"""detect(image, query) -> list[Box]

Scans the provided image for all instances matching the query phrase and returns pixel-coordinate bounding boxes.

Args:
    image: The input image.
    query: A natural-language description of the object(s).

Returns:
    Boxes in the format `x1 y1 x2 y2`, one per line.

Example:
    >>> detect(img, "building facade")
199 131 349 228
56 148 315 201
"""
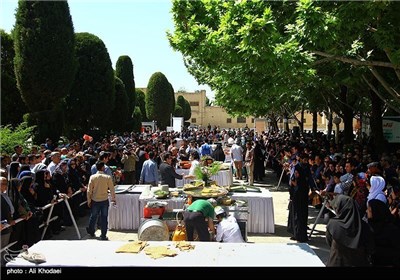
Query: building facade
140 88 347 133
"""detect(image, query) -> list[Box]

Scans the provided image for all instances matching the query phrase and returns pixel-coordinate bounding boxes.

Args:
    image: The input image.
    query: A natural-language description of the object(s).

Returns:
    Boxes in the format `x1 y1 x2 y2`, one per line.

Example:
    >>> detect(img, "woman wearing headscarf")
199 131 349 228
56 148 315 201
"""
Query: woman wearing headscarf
211 143 225 162
326 195 372 266
287 158 309 243
34 169 62 236
52 160 73 226
8 177 36 251
7 161 20 181
367 199 400 267
19 175 41 245
367 175 387 205
67 158 86 218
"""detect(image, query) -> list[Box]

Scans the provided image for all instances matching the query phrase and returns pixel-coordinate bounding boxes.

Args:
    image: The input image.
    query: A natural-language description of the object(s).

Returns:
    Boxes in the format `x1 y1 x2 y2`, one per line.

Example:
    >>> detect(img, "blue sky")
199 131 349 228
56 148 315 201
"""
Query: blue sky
0 0 214 100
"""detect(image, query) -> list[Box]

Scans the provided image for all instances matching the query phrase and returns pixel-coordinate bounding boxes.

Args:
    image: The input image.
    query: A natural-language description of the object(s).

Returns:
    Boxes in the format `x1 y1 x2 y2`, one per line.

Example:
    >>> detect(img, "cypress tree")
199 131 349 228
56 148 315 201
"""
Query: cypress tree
184 99 192 121
174 105 183 117
132 106 142 133
110 77 129 133
13 1 76 143
1 29 26 127
116 56 136 117
65 32 115 134
145 72 172 130
135 89 147 121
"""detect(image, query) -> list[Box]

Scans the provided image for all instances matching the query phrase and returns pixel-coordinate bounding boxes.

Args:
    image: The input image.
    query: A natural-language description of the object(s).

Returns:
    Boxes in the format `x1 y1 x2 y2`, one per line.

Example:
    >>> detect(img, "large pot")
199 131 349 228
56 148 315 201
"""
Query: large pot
138 219 169 241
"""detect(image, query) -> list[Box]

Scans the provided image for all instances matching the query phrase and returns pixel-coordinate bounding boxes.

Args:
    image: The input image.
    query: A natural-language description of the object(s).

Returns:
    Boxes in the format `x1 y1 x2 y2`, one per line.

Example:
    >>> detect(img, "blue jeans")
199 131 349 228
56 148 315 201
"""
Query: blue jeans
88 200 109 238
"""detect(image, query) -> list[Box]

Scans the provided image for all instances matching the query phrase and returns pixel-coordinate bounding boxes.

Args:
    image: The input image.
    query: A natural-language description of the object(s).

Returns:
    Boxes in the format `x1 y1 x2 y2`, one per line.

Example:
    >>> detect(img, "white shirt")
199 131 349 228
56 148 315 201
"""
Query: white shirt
230 144 243 162
215 215 245 243
188 160 200 176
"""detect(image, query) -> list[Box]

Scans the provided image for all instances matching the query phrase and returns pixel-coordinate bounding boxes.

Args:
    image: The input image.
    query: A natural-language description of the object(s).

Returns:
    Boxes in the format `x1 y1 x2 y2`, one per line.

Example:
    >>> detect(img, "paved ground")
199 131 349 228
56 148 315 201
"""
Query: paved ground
49 168 330 266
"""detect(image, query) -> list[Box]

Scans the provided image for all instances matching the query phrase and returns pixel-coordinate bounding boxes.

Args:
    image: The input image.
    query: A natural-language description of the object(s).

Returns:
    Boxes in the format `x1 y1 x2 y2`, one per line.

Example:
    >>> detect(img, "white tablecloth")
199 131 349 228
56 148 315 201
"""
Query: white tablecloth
108 188 274 233
108 193 140 230
175 169 233 187
231 188 275 234
6 240 324 267
165 189 275 234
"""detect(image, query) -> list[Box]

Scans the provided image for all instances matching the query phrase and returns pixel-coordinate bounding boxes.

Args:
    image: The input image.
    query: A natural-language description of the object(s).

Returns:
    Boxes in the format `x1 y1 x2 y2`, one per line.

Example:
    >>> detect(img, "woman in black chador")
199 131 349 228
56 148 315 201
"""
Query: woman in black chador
326 195 371 266
287 156 309 242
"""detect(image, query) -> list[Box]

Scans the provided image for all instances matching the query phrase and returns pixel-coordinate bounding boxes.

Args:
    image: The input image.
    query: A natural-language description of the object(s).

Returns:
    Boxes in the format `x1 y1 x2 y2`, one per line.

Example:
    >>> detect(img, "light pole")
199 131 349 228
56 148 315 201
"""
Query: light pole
333 116 341 144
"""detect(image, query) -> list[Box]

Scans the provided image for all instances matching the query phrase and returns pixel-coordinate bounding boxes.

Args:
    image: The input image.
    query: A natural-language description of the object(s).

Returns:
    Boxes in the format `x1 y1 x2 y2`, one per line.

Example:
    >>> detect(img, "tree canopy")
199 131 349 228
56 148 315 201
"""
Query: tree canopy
168 0 400 117
65 32 115 134
145 72 173 130
1 29 26 127
116 55 136 117
110 76 129 133
13 0 76 142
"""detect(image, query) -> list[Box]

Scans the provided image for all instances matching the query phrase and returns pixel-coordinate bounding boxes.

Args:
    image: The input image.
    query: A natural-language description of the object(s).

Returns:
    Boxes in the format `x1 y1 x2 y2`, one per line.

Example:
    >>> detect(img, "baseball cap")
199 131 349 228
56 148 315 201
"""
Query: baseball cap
214 206 225 216
207 198 217 207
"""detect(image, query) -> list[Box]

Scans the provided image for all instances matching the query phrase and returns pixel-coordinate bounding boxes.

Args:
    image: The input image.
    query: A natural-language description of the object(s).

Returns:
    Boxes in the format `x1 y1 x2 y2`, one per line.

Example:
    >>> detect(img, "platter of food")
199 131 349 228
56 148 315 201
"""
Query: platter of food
183 183 228 198
153 190 169 199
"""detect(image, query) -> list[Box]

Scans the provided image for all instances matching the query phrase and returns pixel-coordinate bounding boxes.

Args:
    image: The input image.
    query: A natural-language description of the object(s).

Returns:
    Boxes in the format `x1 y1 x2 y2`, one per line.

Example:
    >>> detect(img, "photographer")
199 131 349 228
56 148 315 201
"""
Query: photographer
121 147 138 184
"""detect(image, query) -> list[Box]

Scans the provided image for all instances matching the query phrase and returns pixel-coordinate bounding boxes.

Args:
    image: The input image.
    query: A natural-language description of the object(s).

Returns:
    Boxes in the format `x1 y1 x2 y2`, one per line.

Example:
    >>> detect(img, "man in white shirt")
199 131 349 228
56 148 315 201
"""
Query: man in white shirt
230 140 243 180
214 206 245 243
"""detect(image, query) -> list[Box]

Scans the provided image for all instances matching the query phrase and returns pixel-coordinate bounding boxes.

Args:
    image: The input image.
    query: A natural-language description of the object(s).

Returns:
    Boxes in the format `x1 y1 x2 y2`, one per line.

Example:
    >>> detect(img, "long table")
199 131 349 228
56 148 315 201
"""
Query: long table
6 240 324 267
109 188 274 234
175 169 233 187
108 193 141 230
231 189 275 234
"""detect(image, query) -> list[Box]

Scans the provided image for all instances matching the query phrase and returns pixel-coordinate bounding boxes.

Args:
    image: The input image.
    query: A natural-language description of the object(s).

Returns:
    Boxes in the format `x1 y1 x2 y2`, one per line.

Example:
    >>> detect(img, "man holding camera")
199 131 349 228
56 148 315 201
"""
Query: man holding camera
121 147 138 184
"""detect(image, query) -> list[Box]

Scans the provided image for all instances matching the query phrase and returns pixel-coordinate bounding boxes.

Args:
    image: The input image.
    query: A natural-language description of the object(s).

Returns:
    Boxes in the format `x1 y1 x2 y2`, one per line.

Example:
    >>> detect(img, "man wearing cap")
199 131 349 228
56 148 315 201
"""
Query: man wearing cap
214 206 245 243
183 198 217 241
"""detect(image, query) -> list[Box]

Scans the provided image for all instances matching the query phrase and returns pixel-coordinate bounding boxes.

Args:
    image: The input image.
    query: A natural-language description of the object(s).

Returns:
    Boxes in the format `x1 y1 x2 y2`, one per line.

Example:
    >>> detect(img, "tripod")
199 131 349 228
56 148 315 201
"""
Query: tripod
308 195 336 239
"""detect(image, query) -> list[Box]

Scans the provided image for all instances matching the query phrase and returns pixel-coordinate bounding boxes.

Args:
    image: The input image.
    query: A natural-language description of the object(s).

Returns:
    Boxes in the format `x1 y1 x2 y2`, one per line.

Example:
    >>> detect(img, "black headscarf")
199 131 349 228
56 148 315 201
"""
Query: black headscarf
367 199 393 233
326 195 364 249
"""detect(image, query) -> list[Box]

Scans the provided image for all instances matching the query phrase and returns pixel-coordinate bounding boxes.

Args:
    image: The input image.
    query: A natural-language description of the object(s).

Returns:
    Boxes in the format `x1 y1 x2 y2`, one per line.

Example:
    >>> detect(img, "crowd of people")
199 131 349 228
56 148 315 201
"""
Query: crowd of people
1 126 400 266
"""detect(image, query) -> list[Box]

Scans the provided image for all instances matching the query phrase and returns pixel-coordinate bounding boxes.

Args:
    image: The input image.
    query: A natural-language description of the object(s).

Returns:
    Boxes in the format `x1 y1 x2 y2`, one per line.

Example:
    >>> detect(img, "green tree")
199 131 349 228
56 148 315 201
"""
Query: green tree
136 89 147 121
0 122 35 155
169 82 176 113
116 55 136 118
145 72 173 130
110 77 129 133
184 99 192 121
1 29 26 127
174 104 183 117
132 106 142 133
176 95 185 112
13 1 76 143
167 0 313 117
65 32 115 134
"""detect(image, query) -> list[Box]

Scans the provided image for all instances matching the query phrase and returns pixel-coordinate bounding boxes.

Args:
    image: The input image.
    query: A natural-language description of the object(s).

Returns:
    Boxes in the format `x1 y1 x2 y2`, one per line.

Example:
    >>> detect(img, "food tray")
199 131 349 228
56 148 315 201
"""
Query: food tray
114 185 134 194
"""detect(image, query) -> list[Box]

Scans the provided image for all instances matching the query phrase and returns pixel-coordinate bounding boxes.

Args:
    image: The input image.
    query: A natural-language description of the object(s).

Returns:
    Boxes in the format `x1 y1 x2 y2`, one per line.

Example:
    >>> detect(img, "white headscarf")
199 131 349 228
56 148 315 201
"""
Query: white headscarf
367 175 387 204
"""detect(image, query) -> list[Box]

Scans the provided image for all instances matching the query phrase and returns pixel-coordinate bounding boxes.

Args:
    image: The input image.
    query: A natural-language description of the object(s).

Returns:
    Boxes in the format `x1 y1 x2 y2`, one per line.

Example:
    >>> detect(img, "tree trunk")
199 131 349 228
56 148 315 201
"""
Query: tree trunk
312 110 318 139
327 110 333 141
369 88 385 156
339 85 354 144
284 114 289 133
299 107 304 133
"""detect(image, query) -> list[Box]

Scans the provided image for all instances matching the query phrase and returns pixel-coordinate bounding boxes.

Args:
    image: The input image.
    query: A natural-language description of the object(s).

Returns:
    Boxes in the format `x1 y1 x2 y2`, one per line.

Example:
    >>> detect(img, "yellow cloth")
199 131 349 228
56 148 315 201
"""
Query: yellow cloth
115 241 148 253
144 246 178 259
174 241 195 251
